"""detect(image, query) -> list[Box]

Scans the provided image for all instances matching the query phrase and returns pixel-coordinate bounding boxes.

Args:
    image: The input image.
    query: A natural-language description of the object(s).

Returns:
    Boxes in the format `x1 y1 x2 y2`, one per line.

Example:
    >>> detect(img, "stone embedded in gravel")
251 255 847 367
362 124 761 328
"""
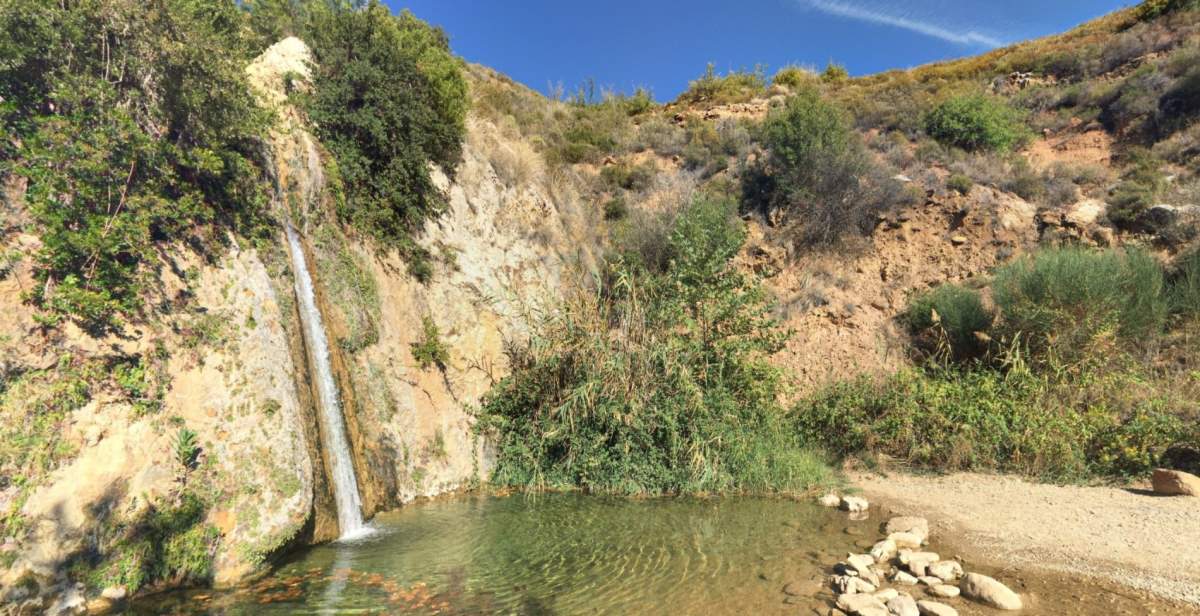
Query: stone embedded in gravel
847 553 877 575
918 577 943 587
837 593 890 616
960 573 1023 610
841 496 870 513
871 539 898 562
885 516 930 542
891 571 919 585
916 600 958 616
887 594 920 616
929 584 960 598
1152 469 1200 497
888 531 924 549
928 560 963 581
821 493 844 507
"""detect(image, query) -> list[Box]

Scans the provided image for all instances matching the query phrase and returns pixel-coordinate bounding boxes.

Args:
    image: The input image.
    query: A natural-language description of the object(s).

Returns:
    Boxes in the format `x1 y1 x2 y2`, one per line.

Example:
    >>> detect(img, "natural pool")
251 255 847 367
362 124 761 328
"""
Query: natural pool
135 493 850 615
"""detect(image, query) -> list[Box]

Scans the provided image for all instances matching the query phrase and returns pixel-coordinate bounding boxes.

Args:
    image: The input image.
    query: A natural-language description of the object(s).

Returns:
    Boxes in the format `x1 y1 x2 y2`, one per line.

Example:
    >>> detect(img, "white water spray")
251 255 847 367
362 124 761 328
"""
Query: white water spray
286 224 369 540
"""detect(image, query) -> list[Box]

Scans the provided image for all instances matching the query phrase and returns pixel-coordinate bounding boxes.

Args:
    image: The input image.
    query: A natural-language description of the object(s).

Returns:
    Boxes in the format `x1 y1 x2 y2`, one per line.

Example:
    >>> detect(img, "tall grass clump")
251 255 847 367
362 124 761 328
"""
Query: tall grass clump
676 63 767 106
475 197 832 495
1170 248 1200 316
991 247 1169 359
924 94 1029 152
904 284 994 361
795 362 1196 481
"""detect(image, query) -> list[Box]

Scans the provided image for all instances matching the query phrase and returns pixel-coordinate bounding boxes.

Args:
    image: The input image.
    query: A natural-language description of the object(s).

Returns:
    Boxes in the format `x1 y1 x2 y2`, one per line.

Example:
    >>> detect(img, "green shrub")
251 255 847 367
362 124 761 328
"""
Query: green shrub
992 247 1170 359
947 174 974 195
3 0 270 332
751 85 886 245
676 63 767 106
303 2 467 274
411 316 449 370
924 94 1029 152
904 285 994 360
603 197 629 221
1106 148 1166 227
90 491 219 594
1170 249 1200 316
772 65 816 90
1138 0 1200 20
821 62 850 84
476 197 832 495
795 364 1196 481
600 161 656 192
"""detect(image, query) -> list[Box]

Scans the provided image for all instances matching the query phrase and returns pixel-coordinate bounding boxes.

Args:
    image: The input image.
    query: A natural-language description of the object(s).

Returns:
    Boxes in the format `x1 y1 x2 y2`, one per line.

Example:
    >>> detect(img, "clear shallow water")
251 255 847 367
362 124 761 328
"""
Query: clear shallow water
136 494 850 615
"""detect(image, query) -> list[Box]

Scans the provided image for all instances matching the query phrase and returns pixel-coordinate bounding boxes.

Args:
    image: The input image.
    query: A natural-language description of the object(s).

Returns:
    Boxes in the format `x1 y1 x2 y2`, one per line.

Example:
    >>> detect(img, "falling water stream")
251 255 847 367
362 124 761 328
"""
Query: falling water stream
285 223 368 540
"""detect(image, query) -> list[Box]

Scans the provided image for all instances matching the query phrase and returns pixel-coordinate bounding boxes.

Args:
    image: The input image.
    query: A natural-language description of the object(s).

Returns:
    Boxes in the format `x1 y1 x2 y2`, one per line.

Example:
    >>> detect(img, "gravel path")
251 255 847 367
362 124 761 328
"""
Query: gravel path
852 471 1200 607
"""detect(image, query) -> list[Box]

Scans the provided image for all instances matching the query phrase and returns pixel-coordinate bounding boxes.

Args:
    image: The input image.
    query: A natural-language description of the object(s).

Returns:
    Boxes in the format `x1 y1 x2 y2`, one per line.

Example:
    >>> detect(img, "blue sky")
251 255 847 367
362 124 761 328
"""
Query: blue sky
392 1 1135 101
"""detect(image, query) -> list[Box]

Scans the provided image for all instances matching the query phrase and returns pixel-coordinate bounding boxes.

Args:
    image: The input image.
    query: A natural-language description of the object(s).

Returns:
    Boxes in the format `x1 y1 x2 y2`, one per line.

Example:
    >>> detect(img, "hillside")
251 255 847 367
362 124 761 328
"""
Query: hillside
1 0 1198 613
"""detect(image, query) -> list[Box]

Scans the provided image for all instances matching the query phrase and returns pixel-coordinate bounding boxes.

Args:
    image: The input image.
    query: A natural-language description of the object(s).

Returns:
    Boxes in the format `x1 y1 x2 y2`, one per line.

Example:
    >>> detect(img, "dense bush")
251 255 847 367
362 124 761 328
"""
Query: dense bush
676 63 767 106
1138 0 1200 20
992 247 1169 360
795 364 1197 481
772 65 816 90
924 95 1029 152
302 2 467 279
750 85 888 246
475 197 832 495
1107 148 1166 227
600 161 656 192
1 0 270 331
904 284 994 360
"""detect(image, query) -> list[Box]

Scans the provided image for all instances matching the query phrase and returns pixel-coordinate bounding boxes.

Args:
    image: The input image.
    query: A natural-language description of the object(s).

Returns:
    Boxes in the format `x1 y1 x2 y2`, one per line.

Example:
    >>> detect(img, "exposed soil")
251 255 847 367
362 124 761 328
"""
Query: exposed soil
852 471 1200 609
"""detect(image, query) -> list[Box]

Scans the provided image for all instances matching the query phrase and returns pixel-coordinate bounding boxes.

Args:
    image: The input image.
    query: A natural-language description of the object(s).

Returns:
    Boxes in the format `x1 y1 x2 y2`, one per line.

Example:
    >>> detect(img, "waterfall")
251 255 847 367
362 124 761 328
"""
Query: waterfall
285 224 369 540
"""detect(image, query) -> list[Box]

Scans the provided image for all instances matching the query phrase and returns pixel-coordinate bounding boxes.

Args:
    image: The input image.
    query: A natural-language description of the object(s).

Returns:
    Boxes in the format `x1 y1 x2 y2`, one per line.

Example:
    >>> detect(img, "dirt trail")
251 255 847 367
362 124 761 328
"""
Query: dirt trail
852 471 1200 608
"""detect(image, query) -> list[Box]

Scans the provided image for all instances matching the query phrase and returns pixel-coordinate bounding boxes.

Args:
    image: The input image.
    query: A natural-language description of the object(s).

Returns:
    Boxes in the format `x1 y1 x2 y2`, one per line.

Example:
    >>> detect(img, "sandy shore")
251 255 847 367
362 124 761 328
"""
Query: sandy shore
852 471 1200 608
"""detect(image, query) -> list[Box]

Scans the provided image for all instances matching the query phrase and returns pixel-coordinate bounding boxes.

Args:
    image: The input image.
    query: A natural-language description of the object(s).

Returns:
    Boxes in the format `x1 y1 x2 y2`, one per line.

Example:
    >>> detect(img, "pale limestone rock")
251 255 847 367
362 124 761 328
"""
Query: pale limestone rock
961 573 1023 610
916 600 958 616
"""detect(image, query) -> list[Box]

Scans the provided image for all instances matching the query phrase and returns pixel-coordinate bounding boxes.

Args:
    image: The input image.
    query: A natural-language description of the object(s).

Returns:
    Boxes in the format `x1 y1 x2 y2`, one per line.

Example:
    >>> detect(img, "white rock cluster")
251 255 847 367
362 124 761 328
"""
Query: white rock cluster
809 497 1026 616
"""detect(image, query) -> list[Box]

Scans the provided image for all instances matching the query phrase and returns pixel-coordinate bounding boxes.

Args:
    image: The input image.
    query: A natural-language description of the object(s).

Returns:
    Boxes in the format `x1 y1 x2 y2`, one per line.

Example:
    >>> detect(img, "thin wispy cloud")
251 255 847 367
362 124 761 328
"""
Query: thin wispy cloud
800 0 1007 48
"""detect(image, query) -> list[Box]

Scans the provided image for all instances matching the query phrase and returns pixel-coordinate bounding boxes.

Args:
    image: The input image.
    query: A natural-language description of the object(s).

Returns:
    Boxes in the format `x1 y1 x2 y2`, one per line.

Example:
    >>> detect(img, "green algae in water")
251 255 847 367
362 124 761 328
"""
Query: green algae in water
136 494 850 615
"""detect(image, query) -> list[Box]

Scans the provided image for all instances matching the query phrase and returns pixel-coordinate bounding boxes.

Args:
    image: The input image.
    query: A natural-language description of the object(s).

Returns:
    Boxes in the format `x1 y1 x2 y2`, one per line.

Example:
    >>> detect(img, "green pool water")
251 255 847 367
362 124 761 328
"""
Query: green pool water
136 493 852 615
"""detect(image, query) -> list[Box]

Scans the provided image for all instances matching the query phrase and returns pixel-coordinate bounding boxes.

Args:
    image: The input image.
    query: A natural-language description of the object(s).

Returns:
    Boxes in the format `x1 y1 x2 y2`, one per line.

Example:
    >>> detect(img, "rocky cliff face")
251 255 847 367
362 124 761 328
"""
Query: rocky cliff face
0 37 595 610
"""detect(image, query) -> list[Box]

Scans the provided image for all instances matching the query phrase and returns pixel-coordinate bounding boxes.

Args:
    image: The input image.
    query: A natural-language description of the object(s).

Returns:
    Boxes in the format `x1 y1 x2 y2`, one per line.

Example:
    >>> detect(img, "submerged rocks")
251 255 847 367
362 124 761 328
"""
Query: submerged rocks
1151 469 1200 497
960 573 1023 610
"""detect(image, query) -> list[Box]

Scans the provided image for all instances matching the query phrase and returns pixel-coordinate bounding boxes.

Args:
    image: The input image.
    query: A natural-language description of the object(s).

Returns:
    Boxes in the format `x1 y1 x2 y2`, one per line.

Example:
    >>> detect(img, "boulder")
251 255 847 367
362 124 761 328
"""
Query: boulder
918 577 943 587
837 593 890 616
928 560 963 581
887 594 920 616
841 496 870 513
884 517 929 542
874 588 900 603
916 600 958 616
847 554 876 576
100 586 127 601
888 532 924 549
1151 469 1200 497
929 584 960 598
960 573 1023 610
820 493 843 507
871 539 898 562
831 575 877 595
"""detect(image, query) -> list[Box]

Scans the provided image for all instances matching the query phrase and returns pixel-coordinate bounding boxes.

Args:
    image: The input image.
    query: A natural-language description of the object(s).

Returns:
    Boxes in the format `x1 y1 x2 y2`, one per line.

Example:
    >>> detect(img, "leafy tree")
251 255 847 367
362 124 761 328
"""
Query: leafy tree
301 1 467 279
